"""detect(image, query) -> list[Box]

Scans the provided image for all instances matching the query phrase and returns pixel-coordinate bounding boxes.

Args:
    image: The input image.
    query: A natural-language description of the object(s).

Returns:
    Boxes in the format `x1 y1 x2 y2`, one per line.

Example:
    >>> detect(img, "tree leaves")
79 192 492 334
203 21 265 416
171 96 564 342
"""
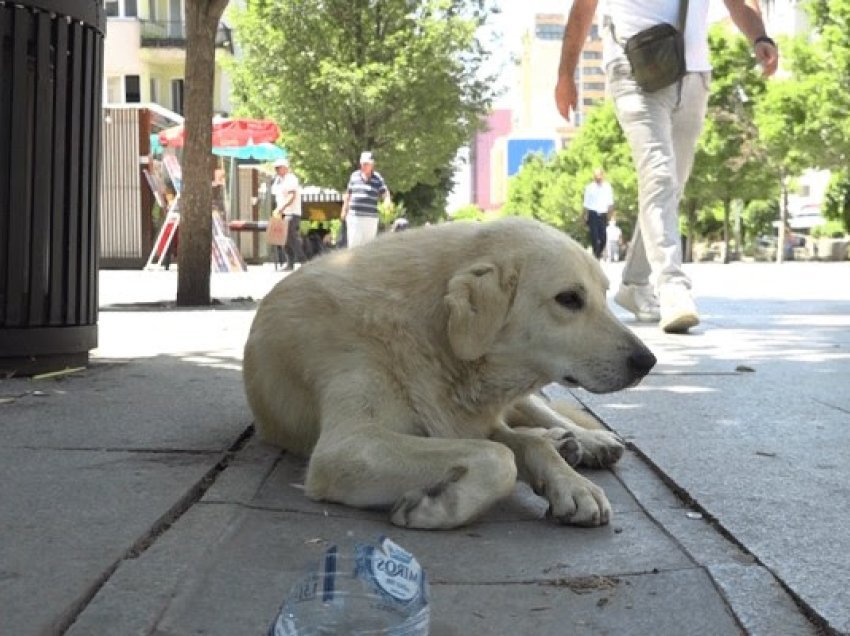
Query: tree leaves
227 0 496 196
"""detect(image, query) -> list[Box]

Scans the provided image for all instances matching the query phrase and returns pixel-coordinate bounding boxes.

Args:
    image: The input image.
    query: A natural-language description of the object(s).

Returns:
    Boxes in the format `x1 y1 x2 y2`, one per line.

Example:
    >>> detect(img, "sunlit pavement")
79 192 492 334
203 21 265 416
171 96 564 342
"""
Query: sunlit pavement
0 259 846 635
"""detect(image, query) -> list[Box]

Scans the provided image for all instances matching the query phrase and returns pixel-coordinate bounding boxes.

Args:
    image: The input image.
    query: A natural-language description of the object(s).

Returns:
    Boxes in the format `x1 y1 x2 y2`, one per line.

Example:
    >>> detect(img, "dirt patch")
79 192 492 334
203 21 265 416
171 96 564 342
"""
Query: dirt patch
541 575 620 594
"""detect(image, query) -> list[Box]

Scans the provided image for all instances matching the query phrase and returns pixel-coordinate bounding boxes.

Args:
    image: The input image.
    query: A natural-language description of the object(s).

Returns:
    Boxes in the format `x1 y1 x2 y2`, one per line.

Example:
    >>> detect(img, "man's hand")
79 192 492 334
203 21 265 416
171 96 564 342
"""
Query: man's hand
755 40 779 77
555 75 578 121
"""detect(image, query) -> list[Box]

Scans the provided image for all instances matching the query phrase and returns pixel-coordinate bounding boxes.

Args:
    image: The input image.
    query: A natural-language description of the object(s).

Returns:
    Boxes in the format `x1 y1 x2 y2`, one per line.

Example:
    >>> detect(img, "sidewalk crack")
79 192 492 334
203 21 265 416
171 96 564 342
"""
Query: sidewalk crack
57 424 255 634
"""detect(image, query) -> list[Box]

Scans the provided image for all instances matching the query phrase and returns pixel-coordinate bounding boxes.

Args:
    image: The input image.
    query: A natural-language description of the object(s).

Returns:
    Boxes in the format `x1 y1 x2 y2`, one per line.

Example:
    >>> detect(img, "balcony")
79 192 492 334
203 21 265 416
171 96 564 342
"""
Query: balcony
139 20 233 52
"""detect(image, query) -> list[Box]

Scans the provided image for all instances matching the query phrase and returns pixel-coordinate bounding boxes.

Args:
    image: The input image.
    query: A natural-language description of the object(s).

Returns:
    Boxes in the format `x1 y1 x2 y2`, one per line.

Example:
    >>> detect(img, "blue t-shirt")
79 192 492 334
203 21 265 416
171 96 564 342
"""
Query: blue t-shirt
347 170 387 217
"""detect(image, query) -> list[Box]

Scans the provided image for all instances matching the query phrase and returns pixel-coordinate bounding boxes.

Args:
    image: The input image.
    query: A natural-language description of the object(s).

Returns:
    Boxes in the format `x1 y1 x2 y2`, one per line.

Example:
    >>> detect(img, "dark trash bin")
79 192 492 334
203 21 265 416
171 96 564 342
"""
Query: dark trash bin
0 0 105 376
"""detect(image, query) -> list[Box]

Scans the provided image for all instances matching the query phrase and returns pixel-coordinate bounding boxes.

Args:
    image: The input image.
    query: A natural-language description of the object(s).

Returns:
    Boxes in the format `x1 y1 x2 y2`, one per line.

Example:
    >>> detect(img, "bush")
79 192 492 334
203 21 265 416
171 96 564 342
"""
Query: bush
449 204 488 222
811 219 846 239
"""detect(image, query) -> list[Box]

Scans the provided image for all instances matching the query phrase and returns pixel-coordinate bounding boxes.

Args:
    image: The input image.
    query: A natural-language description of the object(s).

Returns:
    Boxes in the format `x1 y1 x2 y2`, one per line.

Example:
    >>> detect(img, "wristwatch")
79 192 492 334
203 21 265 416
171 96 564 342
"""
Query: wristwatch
754 35 777 49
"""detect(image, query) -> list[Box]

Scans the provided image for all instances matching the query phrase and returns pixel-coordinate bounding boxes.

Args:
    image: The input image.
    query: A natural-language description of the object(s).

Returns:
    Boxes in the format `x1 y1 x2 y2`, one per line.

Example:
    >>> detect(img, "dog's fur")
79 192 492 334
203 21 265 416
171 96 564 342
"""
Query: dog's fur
243 217 655 529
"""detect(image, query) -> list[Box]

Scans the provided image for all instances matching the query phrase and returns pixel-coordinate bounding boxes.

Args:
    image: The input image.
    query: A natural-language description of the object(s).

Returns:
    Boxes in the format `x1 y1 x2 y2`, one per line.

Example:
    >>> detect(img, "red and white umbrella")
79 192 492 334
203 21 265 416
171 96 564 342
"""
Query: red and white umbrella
158 117 280 149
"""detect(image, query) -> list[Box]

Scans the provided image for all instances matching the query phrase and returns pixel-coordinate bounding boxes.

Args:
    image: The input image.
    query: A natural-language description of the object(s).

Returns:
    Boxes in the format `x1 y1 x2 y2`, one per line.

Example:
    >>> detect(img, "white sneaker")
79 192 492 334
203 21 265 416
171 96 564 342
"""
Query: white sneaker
659 285 700 333
613 284 661 322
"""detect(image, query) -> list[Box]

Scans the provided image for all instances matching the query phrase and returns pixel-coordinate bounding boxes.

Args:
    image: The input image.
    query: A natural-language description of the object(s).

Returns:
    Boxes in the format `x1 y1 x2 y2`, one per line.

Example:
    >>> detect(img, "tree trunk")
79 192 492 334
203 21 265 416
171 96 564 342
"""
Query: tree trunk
176 0 229 306
722 197 731 264
733 199 743 260
776 171 788 264
684 199 697 263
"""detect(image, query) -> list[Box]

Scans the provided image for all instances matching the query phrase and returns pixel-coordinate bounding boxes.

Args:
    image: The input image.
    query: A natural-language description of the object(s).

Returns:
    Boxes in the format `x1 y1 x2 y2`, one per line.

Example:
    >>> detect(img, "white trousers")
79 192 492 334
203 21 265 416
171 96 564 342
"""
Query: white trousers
346 214 379 248
608 64 711 291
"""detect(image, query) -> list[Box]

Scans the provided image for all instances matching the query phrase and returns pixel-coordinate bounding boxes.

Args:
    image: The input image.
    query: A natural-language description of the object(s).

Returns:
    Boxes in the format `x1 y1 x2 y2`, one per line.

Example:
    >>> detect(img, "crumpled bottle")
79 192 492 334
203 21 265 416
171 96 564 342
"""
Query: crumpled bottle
268 536 430 636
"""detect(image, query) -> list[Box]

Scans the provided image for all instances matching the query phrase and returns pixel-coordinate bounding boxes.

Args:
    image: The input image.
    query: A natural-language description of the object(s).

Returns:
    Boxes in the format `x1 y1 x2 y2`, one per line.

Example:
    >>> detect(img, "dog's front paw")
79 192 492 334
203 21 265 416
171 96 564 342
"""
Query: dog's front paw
575 429 624 468
541 472 611 527
541 428 583 467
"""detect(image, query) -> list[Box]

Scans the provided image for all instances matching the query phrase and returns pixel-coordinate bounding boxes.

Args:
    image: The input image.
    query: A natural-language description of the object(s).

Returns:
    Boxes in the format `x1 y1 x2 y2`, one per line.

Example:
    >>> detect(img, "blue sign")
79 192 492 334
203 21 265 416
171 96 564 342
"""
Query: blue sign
507 138 556 176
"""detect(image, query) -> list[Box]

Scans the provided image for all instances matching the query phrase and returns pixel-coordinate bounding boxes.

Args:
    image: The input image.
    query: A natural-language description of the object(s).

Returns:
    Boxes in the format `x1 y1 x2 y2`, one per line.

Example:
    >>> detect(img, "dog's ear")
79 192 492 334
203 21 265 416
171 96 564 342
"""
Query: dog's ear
444 261 518 360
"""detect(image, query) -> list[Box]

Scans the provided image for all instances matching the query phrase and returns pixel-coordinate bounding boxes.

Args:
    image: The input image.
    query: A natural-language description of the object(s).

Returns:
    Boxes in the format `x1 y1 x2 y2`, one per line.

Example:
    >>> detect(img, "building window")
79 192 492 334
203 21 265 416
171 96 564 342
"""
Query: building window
582 66 604 76
171 79 185 115
589 24 600 40
125 75 141 102
583 82 605 91
150 78 160 104
535 23 564 40
582 50 602 60
105 0 138 17
583 98 597 106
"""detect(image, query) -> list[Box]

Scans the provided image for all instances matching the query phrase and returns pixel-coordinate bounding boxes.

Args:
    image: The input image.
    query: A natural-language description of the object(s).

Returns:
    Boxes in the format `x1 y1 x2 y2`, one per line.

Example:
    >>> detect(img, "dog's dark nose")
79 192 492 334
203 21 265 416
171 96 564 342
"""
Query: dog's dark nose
628 348 657 376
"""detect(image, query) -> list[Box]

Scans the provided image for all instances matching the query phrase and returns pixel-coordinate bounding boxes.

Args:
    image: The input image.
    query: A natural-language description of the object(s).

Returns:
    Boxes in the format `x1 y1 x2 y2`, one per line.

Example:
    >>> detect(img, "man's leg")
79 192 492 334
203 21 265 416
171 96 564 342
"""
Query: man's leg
588 213 602 258
609 67 684 288
346 215 363 248
596 212 608 258
362 216 379 243
609 66 708 331
288 216 306 264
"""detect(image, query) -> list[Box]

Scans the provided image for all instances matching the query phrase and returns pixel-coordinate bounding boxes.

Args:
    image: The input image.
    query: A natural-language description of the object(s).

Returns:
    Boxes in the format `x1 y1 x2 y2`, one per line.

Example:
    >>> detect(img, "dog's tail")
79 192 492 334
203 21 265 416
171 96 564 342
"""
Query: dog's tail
548 399 605 431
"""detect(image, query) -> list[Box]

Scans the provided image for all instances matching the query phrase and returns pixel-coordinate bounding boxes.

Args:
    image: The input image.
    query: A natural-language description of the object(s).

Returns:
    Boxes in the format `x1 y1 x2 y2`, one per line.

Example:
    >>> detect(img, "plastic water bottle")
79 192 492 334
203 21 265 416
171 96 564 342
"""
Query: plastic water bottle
268 536 430 636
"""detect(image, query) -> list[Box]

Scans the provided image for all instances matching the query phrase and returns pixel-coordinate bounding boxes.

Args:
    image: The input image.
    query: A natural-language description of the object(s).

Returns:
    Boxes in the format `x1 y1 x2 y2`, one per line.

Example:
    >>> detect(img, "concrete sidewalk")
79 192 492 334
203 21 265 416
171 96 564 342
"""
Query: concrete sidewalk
1 262 845 635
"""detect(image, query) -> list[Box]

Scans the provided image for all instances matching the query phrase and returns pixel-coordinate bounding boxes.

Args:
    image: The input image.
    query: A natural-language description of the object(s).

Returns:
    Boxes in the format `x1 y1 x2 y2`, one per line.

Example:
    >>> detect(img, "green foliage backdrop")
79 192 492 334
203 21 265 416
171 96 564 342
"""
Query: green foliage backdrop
228 0 497 207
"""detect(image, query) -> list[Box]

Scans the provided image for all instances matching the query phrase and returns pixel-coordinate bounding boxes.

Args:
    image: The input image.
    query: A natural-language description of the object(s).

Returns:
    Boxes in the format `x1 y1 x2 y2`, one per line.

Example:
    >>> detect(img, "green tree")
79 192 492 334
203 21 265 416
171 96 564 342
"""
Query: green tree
800 1 850 233
754 67 822 262
503 152 552 220
450 203 488 222
805 0 850 168
177 0 230 306
393 164 456 225
822 169 850 232
503 102 635 245
228 0 496 197
688 26 775 262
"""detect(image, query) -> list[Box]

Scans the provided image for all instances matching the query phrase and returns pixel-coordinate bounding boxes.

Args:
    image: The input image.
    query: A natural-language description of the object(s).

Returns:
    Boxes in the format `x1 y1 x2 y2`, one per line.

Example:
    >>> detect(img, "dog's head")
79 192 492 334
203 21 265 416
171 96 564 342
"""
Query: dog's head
443 218 655 394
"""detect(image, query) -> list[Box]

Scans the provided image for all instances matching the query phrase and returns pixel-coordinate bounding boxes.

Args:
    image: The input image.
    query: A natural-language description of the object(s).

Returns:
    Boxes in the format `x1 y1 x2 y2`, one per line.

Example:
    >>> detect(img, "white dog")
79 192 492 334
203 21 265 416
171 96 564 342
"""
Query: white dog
243 217 655 529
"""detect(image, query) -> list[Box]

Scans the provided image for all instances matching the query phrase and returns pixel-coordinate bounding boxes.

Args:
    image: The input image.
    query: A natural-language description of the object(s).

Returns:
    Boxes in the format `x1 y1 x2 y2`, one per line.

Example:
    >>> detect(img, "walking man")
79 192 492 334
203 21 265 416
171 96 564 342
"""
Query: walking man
556 0 778 332
271 158 306 271
341 152 391 248
583 168 614 259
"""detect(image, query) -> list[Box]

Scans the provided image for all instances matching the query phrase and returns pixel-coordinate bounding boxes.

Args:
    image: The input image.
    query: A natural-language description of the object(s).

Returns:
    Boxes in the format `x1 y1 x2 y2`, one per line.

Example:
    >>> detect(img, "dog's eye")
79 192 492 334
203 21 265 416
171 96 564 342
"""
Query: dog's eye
555 290 584 311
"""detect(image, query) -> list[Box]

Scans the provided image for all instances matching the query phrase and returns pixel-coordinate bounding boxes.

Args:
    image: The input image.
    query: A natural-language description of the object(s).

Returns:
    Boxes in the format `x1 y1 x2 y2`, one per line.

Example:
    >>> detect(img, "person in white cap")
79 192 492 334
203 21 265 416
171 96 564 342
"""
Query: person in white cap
271 157 305 270
341 151 391 248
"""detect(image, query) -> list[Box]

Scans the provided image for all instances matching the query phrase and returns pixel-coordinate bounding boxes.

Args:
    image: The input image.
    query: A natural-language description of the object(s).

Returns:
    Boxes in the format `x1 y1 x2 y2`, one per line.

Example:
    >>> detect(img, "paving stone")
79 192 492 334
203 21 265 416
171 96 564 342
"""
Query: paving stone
0 356 249 452
428 569 741 636
708 563 821 636
149 505 695 635
0 448 220 636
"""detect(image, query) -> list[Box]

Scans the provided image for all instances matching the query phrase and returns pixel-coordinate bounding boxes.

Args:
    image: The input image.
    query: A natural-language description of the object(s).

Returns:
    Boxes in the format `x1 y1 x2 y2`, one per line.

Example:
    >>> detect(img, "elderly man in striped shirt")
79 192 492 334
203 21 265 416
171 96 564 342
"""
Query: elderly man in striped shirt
341 151 391 248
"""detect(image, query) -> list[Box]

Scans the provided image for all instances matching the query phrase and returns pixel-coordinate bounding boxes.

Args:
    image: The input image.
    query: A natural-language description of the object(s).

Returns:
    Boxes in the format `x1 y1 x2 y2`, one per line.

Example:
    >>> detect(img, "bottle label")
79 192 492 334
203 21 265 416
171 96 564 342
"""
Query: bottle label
355 536 426 605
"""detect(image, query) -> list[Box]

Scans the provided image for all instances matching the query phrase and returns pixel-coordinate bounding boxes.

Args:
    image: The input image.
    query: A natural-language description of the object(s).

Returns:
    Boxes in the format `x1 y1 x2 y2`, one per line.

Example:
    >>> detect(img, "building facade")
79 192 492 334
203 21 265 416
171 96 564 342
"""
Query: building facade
516 12 604 146
103 0 233 114
470 11 605 211
470 109 513 212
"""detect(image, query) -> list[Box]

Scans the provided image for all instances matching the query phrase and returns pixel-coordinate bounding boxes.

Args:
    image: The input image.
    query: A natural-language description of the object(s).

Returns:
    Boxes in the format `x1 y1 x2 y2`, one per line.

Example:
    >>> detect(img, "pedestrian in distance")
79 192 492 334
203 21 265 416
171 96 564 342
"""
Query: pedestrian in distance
606 216 623 262
341 151 391 248
271 157 306 271
583 168 615 259
556 0 778 333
